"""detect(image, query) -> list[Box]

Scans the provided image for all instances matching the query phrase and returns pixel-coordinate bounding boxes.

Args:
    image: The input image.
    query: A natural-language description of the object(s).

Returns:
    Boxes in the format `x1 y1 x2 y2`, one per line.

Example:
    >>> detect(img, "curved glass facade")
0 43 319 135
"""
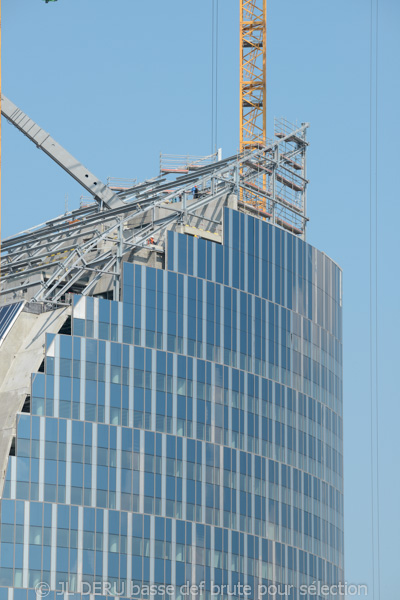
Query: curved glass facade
0 208 343 599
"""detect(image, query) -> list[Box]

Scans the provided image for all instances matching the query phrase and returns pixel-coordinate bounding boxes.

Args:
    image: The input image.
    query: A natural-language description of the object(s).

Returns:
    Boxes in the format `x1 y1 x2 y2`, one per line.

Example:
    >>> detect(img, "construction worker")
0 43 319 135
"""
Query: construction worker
192 185 199 199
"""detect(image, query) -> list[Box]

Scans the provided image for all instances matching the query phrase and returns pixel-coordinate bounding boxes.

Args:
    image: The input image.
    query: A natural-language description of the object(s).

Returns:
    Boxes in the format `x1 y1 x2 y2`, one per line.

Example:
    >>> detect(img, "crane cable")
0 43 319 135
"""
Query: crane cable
211 0 214 156
215 0 219 156
369 0 381 598
211 0 219 156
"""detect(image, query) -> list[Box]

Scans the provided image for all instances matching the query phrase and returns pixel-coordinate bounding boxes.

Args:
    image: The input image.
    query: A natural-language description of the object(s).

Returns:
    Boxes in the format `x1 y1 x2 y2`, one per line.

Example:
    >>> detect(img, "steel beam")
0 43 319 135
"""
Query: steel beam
1 95 124 210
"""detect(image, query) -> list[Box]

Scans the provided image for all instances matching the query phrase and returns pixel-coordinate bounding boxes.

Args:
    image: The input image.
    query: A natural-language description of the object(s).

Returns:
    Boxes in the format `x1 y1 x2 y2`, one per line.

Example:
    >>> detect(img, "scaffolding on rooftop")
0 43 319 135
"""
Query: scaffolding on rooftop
241 117 308 235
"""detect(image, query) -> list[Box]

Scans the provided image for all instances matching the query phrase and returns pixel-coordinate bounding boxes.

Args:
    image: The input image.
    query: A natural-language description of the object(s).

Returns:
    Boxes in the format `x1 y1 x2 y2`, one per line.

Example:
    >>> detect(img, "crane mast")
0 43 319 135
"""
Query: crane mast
240 0 267 152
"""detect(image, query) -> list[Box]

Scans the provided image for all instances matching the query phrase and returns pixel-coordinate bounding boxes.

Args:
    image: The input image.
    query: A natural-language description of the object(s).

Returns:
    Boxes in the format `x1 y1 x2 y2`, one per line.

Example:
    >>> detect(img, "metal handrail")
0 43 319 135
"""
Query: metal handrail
160 151 220 173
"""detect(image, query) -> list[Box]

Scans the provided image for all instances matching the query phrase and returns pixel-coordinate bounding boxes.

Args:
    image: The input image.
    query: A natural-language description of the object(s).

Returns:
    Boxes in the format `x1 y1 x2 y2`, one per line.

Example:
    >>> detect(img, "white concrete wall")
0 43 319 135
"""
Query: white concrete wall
0 306 70 496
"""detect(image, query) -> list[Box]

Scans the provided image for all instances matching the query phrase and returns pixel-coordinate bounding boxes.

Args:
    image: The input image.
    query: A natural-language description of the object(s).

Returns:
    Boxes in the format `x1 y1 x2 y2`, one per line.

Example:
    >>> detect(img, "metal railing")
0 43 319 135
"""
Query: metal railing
160 150 222 174
106 177 137 191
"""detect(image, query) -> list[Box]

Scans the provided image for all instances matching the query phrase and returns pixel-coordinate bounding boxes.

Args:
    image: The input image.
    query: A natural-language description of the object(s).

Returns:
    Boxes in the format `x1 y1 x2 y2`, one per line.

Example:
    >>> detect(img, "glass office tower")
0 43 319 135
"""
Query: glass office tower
0 207 343 599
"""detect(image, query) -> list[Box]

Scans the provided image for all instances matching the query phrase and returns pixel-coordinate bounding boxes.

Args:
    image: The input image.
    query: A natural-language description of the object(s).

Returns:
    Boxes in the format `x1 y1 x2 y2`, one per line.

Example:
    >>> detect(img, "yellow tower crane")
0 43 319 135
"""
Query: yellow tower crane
240 0 267 152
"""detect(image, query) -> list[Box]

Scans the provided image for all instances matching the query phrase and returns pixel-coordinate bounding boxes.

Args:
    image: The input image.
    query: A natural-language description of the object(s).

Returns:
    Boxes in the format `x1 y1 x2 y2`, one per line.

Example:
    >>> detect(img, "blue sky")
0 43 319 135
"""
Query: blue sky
2 0 400 597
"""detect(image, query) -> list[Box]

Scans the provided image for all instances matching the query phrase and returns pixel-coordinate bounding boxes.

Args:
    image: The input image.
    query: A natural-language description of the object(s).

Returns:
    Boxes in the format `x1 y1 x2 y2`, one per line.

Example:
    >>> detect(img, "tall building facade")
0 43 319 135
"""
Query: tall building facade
0 205 343 600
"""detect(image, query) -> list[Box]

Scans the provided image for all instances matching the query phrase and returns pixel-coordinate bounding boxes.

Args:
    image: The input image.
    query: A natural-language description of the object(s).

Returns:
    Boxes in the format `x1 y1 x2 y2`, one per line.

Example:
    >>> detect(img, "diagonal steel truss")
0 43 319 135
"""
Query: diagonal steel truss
1 95 124 210
1 96 309 307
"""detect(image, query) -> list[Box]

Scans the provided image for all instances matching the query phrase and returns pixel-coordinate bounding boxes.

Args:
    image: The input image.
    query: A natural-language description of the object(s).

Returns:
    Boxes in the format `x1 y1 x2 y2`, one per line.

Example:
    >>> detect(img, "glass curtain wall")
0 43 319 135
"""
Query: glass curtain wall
0 208 343 600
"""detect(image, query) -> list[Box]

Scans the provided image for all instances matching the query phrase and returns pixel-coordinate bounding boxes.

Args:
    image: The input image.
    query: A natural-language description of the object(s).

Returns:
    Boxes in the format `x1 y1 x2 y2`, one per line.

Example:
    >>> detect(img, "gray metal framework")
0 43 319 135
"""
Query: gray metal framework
1 96 309 307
